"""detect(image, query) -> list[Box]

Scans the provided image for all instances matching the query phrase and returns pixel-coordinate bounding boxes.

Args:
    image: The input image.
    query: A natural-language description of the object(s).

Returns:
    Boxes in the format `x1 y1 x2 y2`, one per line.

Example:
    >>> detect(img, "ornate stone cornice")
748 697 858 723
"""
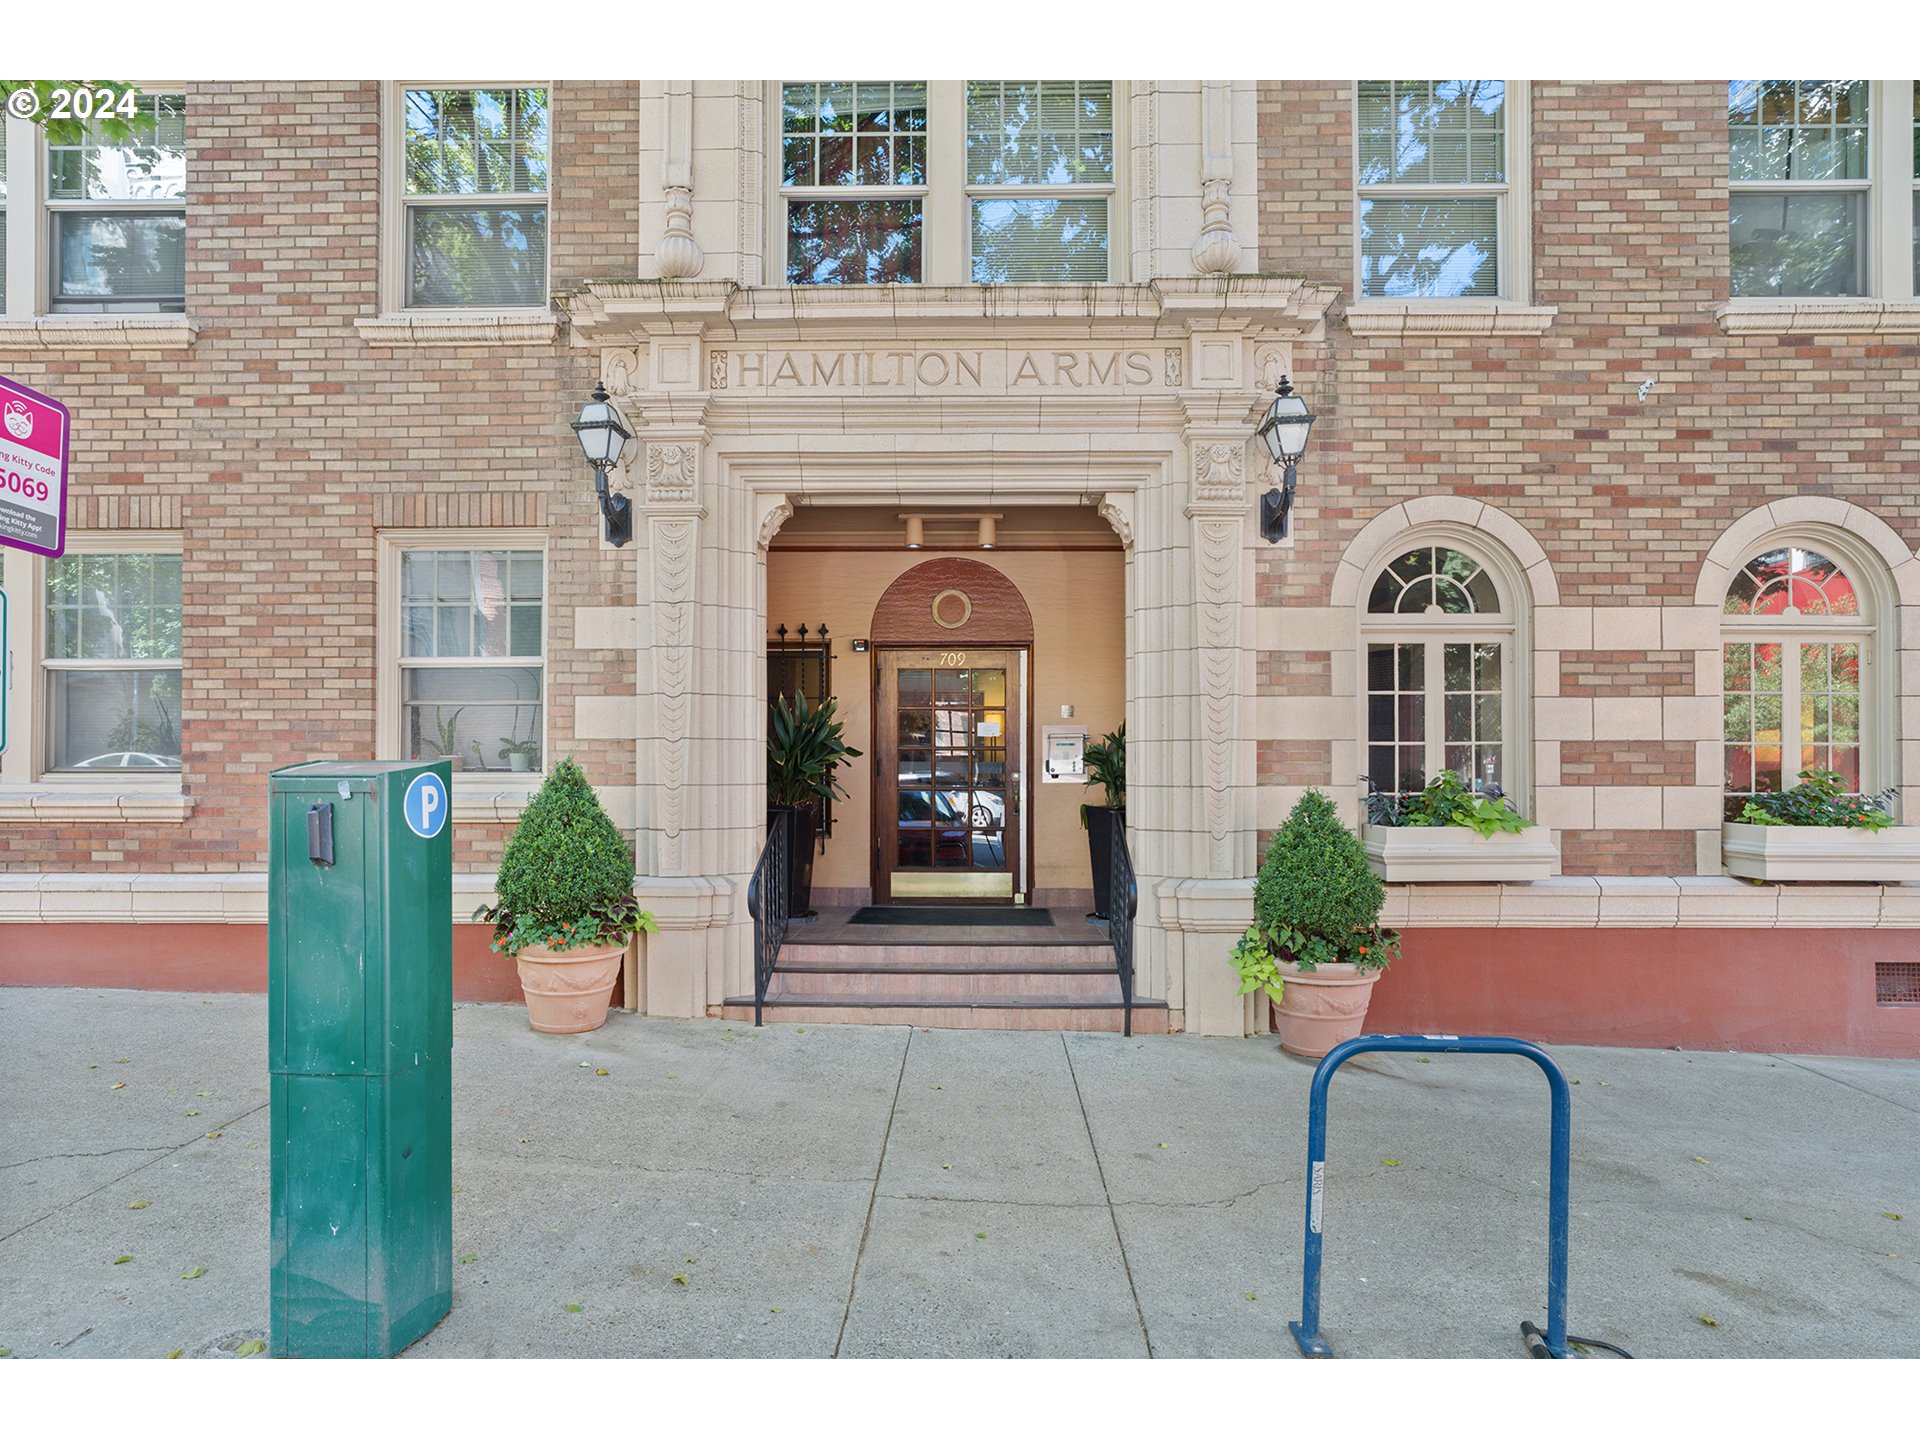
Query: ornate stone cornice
560 277 1338 344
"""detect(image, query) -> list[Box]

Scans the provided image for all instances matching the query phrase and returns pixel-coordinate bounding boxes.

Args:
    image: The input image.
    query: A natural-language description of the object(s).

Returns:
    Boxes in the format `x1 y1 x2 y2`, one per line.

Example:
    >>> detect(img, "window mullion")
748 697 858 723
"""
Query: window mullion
925 81 966 285
1425 636 1446 786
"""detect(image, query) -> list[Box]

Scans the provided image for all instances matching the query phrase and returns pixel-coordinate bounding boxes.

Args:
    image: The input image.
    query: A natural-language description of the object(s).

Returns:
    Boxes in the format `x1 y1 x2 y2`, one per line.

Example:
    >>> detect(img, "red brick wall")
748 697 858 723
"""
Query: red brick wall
0 81 637 874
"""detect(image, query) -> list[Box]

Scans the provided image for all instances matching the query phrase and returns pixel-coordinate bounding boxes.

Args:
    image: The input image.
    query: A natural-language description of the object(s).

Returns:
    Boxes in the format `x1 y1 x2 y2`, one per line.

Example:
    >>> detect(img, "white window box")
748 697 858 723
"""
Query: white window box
1721 821 1920 883
1364 825 1559 883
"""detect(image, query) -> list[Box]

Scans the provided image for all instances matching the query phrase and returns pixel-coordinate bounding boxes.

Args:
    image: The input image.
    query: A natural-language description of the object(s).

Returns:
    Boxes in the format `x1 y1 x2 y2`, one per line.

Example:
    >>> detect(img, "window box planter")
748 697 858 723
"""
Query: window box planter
1721 822 1920 883
1363 826 1558 883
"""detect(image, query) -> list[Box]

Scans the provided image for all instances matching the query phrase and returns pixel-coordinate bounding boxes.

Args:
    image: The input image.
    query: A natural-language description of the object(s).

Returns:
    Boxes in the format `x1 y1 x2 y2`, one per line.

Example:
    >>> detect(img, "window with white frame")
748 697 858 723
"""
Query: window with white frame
965 81 1113 283
397 546 545 774
1721 546 1875 816
1728 81 1871 297
46 92 186 313
778 80 1116 286
43 548 183 771
402 87 549 308
1355 80 1509 299
1363 544 1515 802
1 122 9 311
1912 81 1919 293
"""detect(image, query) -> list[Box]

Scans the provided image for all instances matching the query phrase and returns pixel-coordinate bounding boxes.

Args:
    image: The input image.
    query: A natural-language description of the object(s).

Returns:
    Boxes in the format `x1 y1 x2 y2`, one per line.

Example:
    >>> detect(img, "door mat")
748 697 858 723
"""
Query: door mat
848 906 1053 927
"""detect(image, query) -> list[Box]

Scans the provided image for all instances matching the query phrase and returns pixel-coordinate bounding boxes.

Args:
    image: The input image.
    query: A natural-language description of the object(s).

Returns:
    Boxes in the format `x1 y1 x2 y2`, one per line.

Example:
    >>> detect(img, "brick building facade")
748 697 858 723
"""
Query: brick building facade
1 79 1916 1054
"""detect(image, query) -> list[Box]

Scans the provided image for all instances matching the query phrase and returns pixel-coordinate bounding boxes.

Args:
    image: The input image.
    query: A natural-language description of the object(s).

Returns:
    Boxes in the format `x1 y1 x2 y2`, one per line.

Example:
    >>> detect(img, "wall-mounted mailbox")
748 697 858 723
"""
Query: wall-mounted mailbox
306 802 334 866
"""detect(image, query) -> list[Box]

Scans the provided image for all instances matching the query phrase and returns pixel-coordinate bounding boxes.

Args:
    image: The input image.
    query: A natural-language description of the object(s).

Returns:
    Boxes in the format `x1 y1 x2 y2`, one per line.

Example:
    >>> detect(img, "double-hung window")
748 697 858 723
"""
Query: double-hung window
1356 80 1509 299
46 93 186 314
777 81 1117 286
1728 81 1871 297
43 548 183 771
396 545 546 775
780 82 928 284
965 81 1114 283
402 87 549 308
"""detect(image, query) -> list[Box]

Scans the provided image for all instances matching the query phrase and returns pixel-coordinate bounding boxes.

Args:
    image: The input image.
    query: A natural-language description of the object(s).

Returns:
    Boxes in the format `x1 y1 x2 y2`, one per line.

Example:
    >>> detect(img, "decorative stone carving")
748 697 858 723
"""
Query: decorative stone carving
1165 348 1183 387
756 496 793 551
658 186 703 280
1191 442 1247 509
1192 513 1242 877
657 82 704 280
646 442 699 507
1190 81 1243 275
1254 344 1289 393
650 514 699 876
602 347 641 399
1097 494 1134 548
709 350 728 389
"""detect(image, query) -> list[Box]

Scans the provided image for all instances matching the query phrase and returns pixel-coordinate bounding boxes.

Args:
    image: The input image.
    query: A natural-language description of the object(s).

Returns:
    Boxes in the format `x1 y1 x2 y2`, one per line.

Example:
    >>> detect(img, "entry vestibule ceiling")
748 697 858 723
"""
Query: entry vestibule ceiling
770 504 1123 550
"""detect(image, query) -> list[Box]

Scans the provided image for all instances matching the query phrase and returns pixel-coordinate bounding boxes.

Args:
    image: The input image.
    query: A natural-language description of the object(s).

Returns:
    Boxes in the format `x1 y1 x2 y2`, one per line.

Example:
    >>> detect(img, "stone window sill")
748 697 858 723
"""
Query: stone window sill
1344 301 1558 339
1721 821 1920 883
0 316 200 349
452 777 540 825
0 785 193 824
1712 299 1920 335
1364 825 1559 883
1 870 500 923
355 311 561 346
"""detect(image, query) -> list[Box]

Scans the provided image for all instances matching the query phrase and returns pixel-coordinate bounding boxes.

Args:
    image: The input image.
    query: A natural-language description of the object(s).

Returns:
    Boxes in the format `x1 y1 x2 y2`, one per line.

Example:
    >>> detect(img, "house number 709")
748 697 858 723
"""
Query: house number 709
940 652 966 667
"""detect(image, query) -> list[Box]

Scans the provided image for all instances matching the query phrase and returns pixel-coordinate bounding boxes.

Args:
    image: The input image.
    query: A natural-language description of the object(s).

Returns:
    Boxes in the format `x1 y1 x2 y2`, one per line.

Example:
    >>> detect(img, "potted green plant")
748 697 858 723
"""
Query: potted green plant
1360 771 1557 882
423 706 466 772
1232 789 1401 1058
474 757 657 1034
498 737 540 773
767 691 862 916
1722 768 1919 881
1081 723 1126 918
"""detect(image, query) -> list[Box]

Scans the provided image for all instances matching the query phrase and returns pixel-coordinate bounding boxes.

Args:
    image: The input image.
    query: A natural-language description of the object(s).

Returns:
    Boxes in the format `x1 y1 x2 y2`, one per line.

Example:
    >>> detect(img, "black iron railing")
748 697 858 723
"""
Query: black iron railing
1110 819 1138 1037
747 809 791 1026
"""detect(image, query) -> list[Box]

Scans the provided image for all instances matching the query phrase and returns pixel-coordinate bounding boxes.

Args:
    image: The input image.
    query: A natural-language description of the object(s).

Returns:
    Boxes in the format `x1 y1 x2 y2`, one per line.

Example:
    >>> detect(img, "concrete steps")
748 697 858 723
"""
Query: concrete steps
717 933 1164 1032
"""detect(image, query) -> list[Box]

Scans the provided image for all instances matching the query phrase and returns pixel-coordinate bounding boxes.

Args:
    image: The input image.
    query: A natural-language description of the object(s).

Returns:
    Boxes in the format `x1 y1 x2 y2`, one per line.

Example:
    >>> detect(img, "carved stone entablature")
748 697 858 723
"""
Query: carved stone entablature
645 442 700 508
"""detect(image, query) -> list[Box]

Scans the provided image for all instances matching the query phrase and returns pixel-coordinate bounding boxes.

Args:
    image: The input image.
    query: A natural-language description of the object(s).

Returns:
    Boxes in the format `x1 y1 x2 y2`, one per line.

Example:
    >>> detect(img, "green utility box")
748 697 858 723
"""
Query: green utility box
268 759 453 1358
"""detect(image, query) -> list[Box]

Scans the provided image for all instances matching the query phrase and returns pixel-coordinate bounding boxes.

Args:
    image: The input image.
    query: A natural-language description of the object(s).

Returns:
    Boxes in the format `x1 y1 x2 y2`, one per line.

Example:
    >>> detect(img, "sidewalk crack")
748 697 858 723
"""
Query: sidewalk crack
0 1145 174 1171
833 1025 912 1358
1063 1034 1155 1358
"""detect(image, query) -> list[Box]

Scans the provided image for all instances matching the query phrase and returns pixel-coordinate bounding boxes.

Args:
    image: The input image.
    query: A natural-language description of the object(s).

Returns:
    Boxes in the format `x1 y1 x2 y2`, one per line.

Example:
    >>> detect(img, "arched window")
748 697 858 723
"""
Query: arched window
1363 542 1516 801
1722 545 1871 815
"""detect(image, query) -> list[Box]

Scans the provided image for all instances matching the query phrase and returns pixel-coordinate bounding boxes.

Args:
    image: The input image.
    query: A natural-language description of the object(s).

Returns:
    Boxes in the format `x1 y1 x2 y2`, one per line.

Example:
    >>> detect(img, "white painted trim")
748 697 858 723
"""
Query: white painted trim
0 786 191 823
1723 821 1920 882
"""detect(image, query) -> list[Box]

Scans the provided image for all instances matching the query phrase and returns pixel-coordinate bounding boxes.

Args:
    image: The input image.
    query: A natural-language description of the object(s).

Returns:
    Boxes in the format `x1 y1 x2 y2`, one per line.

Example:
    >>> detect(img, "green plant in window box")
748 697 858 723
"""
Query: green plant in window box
1362 770 1532 837
1737 769 1897 831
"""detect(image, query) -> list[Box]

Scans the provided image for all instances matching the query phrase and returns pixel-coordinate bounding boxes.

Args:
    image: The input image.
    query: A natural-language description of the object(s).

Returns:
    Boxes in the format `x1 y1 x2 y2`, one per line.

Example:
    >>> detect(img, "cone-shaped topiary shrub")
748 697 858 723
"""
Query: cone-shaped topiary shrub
477 757 656 955
1231 789 1399 1003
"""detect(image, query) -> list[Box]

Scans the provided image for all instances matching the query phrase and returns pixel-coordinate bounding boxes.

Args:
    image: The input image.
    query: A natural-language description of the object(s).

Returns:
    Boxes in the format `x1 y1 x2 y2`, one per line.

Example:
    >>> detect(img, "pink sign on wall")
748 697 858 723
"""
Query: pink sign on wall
0 375 71 559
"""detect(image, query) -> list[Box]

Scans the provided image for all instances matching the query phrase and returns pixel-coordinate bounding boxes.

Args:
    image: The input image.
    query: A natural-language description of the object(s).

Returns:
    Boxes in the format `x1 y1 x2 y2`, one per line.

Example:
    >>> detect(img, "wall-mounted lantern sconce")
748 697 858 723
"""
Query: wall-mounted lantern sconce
1253 375 1315 543
572 380 634 547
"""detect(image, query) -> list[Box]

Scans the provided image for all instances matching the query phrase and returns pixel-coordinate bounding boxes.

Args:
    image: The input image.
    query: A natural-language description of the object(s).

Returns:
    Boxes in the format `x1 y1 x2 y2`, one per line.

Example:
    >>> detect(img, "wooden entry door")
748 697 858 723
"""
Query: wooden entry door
874 648 1024 903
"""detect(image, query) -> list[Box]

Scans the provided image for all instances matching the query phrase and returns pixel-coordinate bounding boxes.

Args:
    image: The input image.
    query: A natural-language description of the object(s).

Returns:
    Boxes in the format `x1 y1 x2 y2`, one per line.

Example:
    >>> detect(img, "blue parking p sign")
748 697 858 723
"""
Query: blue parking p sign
404 771 448 839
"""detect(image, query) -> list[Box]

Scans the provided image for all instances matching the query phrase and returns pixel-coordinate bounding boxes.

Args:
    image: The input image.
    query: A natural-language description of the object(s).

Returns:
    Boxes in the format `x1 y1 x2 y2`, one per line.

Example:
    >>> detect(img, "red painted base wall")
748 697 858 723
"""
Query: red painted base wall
0 923 621 1009
1364 928 1920 1058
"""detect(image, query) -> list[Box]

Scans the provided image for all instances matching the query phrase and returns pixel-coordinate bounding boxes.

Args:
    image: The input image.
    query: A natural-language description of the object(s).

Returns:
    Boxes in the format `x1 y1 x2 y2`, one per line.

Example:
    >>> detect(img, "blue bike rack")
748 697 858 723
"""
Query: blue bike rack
1288 1034 1572 1359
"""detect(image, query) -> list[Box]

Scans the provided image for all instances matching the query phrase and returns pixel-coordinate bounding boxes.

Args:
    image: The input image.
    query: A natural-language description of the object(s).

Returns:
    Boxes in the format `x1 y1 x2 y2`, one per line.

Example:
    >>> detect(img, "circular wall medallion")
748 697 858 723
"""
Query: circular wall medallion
930 589 973 629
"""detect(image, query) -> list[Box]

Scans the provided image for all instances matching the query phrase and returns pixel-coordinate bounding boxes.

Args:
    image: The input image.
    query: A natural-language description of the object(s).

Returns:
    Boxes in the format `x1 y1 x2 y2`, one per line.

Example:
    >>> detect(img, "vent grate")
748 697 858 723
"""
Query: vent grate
1876 962 1920 1006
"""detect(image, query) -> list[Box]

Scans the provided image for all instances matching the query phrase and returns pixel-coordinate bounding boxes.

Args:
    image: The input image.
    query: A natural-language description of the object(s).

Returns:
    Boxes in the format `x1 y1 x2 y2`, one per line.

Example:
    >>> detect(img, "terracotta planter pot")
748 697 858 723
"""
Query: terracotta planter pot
1270 961 1382 1059
514 940 626 1034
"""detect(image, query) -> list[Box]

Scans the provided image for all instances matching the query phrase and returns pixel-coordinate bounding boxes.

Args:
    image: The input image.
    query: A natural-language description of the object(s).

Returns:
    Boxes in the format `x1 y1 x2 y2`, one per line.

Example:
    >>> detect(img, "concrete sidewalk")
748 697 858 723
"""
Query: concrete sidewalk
2 987 1915 1359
